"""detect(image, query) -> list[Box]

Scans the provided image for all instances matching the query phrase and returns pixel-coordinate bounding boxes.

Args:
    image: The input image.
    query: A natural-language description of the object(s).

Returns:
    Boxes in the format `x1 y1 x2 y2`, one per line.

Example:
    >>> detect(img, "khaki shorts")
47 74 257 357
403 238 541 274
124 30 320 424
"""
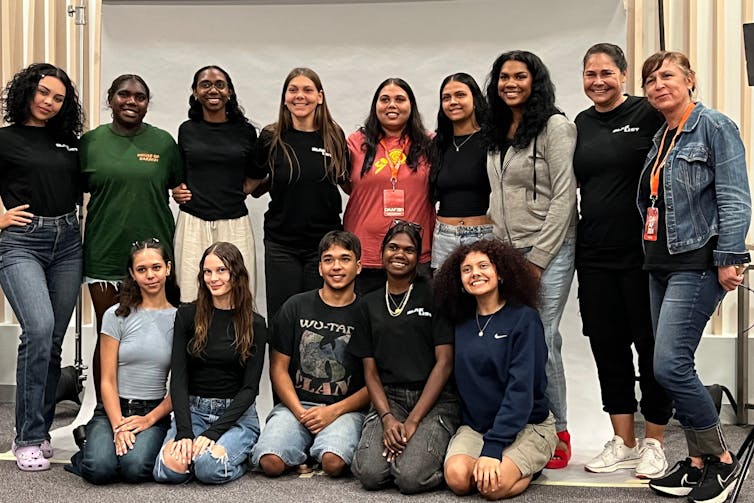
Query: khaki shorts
444 413 557 477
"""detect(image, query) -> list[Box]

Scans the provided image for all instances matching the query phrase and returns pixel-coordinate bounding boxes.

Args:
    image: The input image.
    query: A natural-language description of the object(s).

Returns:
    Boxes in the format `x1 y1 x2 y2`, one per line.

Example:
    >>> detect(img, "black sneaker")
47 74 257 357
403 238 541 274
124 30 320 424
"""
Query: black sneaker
649 458 703 497
687 452 741 503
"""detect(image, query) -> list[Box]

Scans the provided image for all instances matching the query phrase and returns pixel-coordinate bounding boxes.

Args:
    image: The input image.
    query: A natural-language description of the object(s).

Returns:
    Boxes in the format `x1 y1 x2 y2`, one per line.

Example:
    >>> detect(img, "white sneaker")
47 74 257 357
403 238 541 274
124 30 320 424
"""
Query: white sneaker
635 438 668 479
585 435 641 473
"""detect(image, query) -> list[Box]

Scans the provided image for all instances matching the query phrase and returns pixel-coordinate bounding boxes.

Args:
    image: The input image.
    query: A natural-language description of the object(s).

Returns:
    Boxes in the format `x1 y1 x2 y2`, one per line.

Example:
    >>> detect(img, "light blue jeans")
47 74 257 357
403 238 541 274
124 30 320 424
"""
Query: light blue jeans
0 211 82 447
153 396 260 484
431 221 495 270
522 238 575 432
250 402 364 467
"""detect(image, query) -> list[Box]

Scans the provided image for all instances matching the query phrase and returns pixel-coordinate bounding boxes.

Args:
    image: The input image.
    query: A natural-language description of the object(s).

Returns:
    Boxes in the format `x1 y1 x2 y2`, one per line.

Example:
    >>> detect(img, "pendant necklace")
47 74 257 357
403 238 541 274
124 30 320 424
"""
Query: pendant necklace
452 130 478 152
475 311 495 337
385 282 413 317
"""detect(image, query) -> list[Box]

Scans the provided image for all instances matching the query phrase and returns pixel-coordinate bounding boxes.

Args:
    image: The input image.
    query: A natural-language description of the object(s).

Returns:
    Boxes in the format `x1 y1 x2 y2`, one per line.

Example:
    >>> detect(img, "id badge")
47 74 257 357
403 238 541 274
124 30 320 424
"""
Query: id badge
643 207 659 241
383 189 405 217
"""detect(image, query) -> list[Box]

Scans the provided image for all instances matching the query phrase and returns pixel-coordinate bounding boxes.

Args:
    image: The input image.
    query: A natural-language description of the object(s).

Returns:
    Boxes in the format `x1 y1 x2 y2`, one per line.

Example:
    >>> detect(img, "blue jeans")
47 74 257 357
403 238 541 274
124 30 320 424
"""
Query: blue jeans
153 396 260 484
250 402 364 467
75 400 169 484
0 211 82 447
649 269 728 456
430 222 494 269
523 238 574 432
352 386 459 494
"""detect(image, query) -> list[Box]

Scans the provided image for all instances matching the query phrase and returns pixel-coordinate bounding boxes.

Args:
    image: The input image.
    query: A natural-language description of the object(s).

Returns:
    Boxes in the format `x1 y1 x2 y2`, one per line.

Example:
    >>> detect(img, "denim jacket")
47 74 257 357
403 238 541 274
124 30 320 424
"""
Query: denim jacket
637 102 751 266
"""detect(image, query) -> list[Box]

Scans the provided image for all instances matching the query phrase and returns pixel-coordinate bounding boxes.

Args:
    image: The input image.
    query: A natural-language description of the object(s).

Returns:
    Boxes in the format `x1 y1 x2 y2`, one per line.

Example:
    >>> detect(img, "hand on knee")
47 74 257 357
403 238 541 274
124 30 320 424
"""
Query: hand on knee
321 452 346 477
160 441 190 474
259 454 287 477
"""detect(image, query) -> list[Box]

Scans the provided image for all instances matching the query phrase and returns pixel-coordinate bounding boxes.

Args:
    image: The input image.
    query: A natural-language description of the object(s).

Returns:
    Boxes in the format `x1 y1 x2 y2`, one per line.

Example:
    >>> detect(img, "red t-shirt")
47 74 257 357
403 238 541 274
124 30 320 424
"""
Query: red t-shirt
343 131 435 268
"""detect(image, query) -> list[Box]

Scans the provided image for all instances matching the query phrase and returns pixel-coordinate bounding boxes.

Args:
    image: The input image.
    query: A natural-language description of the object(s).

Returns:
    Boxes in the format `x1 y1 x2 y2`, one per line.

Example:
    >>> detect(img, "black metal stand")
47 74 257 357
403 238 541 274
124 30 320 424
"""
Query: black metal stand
731 425 754 502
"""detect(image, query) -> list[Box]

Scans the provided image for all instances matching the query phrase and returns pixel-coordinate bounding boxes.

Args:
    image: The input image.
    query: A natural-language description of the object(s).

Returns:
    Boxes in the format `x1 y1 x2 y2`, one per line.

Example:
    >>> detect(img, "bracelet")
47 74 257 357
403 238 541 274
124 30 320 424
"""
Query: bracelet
380 411 393 420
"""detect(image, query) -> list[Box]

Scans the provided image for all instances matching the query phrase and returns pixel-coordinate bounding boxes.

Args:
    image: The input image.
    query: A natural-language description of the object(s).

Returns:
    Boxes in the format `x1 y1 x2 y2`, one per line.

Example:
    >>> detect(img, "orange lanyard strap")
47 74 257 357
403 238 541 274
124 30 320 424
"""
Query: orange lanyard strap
649 102 696 204
379 138 407 188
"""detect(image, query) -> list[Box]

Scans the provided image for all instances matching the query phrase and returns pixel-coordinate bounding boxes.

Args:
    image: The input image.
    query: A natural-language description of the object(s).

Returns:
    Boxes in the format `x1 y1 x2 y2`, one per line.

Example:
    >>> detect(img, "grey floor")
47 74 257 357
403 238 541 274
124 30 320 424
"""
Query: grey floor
0 401 752 503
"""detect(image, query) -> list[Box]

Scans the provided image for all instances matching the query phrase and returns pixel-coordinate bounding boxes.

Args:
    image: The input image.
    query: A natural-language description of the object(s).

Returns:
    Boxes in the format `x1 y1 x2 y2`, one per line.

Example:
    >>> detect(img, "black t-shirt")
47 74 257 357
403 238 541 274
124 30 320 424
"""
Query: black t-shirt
573 96 663 269
271 289 367 405
640 127 715 271
170 303 268 441
435 133 490 217
0 125 80 216
178 119 262 221
350 277 453 386
256 128 344 249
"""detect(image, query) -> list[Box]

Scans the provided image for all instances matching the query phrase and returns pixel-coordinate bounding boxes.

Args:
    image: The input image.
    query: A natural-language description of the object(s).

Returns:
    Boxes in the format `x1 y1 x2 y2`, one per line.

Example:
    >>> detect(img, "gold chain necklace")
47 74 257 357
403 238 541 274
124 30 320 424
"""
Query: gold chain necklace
385 282 413 317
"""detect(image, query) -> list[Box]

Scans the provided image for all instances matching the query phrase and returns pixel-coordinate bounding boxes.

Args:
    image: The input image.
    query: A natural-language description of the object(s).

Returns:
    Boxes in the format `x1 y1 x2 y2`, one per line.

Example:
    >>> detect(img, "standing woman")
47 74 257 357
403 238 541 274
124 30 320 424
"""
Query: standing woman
81 74 183 395
428 73 492 271
350 221 459 494
485 50 577 469
256 67 347 319
435 239 557 499
72 240 178 484
0 63 84 471
344 78 434 293
153 242 267 484
172 65 263 303
574 43 672 478
638 52 750 503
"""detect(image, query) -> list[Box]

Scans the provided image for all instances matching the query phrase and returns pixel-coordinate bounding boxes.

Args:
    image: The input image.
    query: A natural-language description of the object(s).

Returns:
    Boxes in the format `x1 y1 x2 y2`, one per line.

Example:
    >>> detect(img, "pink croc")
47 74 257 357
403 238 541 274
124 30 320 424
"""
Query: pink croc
40 440 53 459
12 442 50 472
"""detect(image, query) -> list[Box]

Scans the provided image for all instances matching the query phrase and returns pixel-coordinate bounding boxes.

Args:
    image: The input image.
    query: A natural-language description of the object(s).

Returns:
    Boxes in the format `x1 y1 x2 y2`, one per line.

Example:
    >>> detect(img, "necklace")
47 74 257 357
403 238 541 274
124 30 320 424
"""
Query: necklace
385 282 413 317
475 311 495 337
452 130 478 152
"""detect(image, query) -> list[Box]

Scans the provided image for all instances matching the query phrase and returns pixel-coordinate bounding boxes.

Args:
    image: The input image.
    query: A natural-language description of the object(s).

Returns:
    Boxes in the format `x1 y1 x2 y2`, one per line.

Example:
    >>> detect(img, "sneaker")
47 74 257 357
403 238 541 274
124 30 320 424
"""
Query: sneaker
688 452 741 503
649 458 703 497
635 438 668 479
585 435 641 473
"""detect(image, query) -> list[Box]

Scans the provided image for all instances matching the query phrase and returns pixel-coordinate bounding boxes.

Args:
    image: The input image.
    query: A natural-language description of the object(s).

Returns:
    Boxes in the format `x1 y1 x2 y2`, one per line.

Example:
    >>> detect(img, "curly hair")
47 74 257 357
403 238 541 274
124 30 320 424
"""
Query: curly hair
358 77 430 177
434 238 540 324
187 65 252 127
429 73 489 201
192 242 255 363
484 51 559 151
2 63 84 141
116 239 180 317
260 67 347 186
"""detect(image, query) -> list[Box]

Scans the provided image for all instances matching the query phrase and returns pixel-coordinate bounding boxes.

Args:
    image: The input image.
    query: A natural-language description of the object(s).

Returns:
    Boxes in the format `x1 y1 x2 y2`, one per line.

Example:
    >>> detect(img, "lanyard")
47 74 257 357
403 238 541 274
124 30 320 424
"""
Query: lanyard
379 138 407 190
649 102 695 205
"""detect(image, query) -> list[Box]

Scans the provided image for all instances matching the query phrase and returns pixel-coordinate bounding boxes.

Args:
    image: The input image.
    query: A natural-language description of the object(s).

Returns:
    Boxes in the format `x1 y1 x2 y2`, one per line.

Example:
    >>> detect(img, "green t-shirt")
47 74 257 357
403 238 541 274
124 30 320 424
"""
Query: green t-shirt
81 123 183 280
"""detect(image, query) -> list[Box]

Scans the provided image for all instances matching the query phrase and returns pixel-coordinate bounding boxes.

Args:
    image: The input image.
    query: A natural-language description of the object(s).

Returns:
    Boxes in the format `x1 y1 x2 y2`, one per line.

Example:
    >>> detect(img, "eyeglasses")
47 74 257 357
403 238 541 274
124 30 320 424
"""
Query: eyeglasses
391 219 423 233
131 237 160 248
197 80 228 91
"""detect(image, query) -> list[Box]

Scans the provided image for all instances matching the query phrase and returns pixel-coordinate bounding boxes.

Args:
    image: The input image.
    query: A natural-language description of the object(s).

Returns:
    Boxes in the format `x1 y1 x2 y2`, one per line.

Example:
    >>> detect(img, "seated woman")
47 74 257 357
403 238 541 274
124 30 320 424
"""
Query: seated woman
71 239 179 484
350 221 459 494
153 242 267 484
435 239 557 499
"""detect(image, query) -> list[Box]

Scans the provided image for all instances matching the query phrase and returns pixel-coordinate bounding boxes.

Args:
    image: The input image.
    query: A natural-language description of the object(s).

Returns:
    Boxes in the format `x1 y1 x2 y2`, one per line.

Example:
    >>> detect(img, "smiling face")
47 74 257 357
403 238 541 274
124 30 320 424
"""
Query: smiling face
583 52 626 112
644 58 694 117
381 232 418 281
284 75 322 128
498 60 532 111
441 80 476 128
109 79 148 131
460 251 500 299
26 76 66 127
376 83 411 135
129 248 170 297
319 244 361 292
193 67 232 117
202 253 232 307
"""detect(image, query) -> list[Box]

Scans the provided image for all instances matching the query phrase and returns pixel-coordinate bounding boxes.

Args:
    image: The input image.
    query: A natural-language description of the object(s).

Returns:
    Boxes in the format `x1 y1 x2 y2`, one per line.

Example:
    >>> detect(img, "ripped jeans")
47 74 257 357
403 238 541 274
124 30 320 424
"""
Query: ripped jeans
153 396 259 484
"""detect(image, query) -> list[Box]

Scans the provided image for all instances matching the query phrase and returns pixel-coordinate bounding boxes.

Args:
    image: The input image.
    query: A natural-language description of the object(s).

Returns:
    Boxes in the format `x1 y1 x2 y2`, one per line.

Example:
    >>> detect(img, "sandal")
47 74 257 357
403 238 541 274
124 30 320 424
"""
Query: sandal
12 443 50 472
545 430 571 469
40 440 53 459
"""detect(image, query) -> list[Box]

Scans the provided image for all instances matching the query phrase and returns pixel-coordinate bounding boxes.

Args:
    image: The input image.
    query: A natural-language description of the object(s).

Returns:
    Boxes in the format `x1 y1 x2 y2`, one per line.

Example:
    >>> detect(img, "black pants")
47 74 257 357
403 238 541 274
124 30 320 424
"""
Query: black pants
577 265 672 425
264 239 322 321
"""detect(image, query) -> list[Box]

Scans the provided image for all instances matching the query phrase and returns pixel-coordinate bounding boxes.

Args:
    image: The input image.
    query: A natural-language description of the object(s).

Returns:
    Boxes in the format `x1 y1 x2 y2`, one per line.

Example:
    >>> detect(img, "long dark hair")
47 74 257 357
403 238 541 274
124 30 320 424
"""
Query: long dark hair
192 242 254 363
187 65 252 126
358 77 430 177
429 73 488 200
485 51 560 151
116 239 180 317
2 63 84 141
434 239 540 324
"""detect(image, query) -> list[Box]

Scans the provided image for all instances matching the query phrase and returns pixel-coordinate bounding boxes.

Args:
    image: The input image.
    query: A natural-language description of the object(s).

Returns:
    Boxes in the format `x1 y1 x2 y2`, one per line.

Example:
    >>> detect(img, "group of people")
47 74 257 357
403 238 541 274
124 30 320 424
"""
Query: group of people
0 40 749 503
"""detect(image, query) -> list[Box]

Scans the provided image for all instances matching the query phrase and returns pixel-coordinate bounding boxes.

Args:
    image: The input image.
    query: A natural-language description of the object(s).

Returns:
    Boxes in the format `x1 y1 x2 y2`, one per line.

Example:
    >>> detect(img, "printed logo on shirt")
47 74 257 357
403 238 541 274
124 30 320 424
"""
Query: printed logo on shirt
311 147 332 157
137 152 161 163
405 307 432 318
55 143 78 152
295 319 355 397
493 333 509 339
373 148 406 175
612 124 640 134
